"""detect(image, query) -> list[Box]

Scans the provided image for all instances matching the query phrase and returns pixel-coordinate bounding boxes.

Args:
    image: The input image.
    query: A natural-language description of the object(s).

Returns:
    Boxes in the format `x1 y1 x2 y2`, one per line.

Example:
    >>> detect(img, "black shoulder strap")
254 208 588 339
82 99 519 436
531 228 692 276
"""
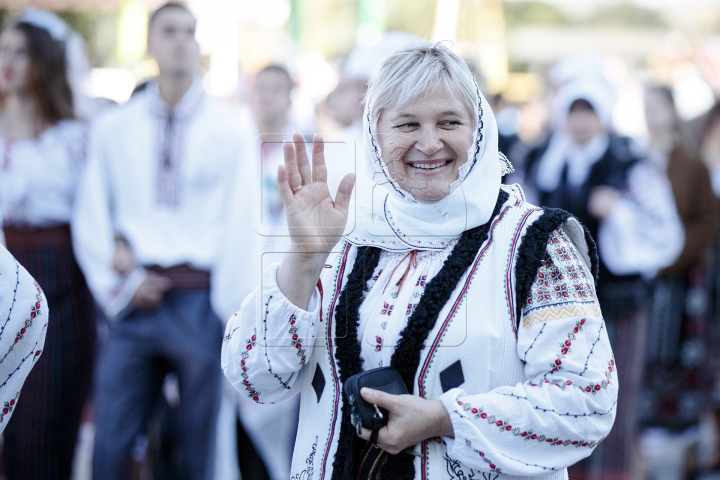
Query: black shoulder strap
514 208 599 330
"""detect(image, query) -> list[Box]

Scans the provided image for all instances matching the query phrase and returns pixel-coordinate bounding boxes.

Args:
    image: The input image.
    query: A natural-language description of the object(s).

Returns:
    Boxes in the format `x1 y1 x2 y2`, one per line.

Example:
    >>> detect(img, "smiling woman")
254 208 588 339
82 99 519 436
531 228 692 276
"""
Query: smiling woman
377 85 473 203
223 42 618 480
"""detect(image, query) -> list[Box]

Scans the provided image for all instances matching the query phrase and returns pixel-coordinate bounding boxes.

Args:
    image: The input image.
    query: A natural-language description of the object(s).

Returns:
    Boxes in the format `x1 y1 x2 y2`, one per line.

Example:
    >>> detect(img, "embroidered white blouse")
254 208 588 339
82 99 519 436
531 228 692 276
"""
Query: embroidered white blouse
72 79 251 318
0 120 88 227
222 186 617 480
596 161 684 278
0 244 48 433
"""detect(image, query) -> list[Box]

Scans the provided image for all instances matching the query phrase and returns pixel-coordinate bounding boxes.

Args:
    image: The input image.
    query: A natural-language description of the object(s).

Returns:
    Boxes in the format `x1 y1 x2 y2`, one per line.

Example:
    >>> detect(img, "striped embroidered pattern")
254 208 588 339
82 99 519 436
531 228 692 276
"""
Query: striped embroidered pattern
456 400 599 449
522 303 602 328
320 242 352 480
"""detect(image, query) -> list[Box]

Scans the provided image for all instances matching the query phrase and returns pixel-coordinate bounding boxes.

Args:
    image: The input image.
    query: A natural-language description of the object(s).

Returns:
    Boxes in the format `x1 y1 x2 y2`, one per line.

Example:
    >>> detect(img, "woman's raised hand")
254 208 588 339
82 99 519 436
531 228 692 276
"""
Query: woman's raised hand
278 132 355 256
276 132 355 309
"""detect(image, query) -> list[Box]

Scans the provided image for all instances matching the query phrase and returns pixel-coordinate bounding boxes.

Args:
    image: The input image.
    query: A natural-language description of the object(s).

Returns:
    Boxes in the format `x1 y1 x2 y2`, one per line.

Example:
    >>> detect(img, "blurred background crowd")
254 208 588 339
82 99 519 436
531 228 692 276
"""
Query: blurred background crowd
3 0 720 479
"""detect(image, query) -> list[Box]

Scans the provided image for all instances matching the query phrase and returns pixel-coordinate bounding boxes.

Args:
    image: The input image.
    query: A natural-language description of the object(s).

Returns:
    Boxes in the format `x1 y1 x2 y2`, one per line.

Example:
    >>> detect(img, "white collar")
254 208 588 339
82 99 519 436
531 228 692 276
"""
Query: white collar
147 77 205 120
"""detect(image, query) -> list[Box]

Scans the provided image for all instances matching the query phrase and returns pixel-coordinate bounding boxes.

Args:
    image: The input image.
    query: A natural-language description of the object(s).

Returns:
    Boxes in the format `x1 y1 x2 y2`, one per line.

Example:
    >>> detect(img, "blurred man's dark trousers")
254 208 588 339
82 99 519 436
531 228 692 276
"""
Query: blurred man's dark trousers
92 288 223 480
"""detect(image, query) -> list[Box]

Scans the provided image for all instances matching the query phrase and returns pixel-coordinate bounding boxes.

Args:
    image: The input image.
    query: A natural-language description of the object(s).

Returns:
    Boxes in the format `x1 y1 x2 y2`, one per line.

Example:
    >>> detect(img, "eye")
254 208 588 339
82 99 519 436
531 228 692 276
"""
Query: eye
395 122 419 131
439 120 462 128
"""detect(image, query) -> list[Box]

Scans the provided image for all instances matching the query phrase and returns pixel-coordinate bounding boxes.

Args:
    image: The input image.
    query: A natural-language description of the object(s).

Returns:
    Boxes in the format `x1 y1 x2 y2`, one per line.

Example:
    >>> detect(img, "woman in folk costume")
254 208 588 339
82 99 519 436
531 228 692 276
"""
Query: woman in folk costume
223 43 618 480
641 86 718 438
697 100 720 471
0 9 96 480
524 79 684 479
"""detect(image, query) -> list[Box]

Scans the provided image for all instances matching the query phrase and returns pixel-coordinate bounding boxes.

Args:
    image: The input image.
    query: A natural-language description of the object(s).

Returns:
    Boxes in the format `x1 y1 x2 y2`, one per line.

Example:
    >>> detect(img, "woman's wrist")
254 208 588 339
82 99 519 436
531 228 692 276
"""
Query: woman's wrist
431 400 455 438
276 251 327 310
283 250 327 278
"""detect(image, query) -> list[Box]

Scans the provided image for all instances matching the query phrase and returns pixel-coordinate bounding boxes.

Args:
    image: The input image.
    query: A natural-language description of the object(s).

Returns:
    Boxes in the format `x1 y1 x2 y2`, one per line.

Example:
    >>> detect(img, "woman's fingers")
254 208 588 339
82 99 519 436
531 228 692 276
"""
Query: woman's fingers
293 132 312 186
277 164 295 207
311 134 328 184
283 140 303 192
334 173 355 212
361 387 396 410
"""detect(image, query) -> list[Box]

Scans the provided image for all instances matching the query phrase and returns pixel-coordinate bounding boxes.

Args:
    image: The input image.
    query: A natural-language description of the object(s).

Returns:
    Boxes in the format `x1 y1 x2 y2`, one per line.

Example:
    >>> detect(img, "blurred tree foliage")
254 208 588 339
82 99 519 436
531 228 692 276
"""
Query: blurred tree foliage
385 0 435 39
503 1 568 27
0 8 117 66
503 1 666 28
291 0 356 59
590 3 666 27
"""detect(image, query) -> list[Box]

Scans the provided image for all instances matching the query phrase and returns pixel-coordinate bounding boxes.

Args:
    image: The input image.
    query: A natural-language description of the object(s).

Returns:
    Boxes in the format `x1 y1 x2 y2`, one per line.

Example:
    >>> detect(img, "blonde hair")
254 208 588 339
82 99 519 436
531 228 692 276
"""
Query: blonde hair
366 42 477 128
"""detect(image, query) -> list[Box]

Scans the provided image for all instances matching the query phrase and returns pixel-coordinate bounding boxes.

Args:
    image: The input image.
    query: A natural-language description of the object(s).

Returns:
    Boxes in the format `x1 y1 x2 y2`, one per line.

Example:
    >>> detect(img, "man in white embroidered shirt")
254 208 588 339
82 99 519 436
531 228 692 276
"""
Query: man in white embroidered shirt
72 3 246 479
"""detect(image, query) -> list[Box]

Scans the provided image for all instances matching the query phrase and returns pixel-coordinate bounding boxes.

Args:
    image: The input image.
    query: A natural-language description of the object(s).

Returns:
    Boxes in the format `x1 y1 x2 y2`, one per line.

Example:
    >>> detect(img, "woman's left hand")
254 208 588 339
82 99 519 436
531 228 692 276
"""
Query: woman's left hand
357 387 454 455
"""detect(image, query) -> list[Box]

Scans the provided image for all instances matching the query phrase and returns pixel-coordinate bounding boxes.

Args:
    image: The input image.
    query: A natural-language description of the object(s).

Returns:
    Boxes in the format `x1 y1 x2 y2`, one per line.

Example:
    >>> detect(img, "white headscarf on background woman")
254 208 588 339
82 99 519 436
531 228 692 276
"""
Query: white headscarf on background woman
344 75 514 252
535 79 616 193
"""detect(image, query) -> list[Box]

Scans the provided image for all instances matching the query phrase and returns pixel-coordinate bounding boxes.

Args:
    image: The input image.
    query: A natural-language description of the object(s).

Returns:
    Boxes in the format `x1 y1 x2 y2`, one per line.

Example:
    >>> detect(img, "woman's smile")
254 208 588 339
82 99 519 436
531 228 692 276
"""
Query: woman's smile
376 83 473 203
406 158 453 170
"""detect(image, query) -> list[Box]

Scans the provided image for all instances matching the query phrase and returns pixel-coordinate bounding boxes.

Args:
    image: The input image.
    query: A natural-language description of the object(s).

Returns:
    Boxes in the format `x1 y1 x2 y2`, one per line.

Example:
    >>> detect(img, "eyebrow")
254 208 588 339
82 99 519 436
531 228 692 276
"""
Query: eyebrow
392 110 463 119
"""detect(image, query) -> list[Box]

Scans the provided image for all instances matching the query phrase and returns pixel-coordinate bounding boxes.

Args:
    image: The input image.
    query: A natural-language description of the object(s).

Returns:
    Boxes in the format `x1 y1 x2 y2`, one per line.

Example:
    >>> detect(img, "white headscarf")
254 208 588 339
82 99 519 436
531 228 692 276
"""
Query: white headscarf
343 76 514 251
535 79 616 193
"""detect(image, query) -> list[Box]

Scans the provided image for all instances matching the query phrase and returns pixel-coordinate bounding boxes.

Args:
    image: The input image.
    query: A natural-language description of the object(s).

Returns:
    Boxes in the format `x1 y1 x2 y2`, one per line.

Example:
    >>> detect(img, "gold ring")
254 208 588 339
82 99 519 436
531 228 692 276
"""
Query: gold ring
291 185 302 192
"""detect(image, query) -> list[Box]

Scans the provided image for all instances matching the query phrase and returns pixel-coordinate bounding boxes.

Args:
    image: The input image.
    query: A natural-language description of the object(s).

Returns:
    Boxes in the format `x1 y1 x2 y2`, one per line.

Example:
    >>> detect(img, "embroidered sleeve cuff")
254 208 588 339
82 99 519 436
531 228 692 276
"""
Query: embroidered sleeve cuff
438 387 472 459
264 262 320 318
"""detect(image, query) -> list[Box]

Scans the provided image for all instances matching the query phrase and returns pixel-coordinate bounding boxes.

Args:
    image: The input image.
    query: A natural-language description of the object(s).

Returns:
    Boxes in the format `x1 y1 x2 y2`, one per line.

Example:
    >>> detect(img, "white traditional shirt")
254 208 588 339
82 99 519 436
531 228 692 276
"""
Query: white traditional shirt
0 244 47 433
222 185 617 480
0 120 88 227
72 78 249 318
597 161 684 277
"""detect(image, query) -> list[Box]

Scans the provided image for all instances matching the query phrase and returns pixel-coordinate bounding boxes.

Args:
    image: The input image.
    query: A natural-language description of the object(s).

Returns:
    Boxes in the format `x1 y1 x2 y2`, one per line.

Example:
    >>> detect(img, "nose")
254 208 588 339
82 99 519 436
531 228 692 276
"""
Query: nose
414 127 443 156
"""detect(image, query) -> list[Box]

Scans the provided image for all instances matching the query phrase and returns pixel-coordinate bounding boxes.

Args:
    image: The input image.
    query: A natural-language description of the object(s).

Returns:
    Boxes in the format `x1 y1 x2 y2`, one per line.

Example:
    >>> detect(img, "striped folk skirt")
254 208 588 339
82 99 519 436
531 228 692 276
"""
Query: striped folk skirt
2 225 96 480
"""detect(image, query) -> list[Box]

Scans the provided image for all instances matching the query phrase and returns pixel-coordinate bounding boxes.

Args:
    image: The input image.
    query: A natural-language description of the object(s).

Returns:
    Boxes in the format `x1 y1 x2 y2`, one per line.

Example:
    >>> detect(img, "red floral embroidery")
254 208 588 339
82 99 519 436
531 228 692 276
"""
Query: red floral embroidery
0 284 42 365
524 230 595 308
416 275 427 287
375 336 383 352
380 302 394 316
528 378 574 390
464 439 502 473
549 318 586 372
577 358 615 396
405 303 418 317
288 314 306 365
0 392 20 424
239 329 261 402
457 400 598 449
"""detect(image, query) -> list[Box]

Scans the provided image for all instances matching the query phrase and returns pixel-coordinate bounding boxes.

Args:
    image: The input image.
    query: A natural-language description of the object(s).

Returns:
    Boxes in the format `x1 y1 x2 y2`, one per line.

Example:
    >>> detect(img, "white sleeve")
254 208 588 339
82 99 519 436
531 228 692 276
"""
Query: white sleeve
438 228 617 476
0 246 48 433
222 262 321 404
598 161 684 277
210 120 260 321
71 121 146 319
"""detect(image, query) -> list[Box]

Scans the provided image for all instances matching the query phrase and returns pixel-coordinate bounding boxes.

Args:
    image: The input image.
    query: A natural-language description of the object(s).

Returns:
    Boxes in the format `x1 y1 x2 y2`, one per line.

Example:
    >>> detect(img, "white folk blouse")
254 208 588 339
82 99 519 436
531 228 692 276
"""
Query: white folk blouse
0 120 88 227
72 79 249 318
222 186 618 480
0 244 48 433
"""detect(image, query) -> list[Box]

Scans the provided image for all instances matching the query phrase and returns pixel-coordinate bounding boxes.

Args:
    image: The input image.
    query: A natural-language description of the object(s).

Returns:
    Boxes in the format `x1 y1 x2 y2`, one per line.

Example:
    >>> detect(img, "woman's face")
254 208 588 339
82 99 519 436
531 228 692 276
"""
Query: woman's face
376 84 473 203
0 28 30 96
566 106 603 146
644 90 675 136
